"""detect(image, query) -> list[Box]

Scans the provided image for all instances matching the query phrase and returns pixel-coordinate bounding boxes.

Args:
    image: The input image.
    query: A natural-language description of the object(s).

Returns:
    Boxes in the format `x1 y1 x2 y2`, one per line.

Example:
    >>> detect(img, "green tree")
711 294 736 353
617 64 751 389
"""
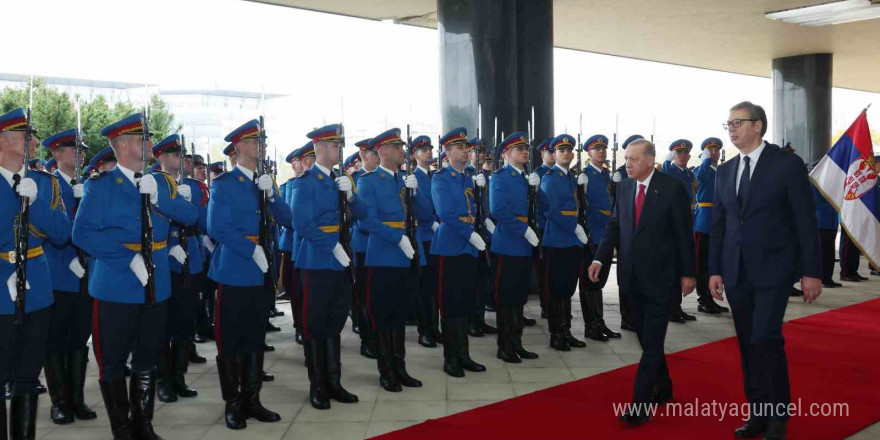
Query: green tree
0 78 177 164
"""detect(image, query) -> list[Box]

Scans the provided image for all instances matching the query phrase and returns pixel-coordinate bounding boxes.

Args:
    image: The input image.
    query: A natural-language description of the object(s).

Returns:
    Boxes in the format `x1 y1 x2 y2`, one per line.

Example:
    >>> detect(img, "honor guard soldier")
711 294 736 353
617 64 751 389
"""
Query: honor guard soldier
223 143 238 167
533 138 554 318
660 139 698 323
150 134 206 403
44 158 57 174
197 161 227 343
90 147 117 173
41 129 99 425
411 135 443 348
208 120 291 429
579 135 622 341
693 138 730 313
1 109 71 439
291 124 362 410
467 137 497 337
489 132 542 363
431 127 488 378
289 142 316 346
344 152 360 174
356 128 427 392
73 113 198 440
350 138 378 358
192 154 206 182
539 134 589 351
812 178 843 288
430 157 438 171
277 148 299 303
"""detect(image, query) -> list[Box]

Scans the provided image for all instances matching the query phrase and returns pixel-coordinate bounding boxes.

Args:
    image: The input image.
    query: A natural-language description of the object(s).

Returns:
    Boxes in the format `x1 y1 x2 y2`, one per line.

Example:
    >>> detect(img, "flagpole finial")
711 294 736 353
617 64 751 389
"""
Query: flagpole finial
865 103 872 112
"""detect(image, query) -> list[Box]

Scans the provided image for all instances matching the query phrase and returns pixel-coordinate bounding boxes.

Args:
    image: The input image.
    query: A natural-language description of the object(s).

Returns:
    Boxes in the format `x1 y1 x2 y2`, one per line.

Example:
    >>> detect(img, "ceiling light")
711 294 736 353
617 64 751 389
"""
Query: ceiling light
766 0 880 26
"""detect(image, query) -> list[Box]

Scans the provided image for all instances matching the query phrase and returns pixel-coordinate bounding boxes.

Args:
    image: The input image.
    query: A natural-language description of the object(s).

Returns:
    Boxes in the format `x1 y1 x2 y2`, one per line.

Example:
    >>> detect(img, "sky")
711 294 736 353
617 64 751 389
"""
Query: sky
3 0 879 174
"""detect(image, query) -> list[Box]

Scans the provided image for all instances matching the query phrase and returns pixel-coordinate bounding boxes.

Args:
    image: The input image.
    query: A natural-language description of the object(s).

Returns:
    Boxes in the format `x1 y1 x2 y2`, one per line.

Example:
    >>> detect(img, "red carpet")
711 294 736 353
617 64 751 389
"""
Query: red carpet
372 298 880 440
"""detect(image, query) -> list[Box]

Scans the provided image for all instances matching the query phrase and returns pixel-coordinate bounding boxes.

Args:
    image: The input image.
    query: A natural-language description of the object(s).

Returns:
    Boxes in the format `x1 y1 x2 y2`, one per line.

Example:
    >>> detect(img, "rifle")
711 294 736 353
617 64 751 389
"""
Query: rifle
472 105 491 267
609 113 621 205
338 124 355 284
206 152 212 186
526 107 541 260
137 110 156 305
493 117 500 170
257 116 279 292
720 149 726 165
404 125 420 274
575 113 591 249
71 99 90 297
178 135 192 288
12 80 35 324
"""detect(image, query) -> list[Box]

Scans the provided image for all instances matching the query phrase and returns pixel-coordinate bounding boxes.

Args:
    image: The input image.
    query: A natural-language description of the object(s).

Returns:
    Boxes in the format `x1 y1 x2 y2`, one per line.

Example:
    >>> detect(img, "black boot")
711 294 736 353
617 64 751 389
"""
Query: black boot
548 298 570 351
100 377 135 440
521 314 537 327
65 349 96 421
357 306 376 359
266 321 281 333
477 311 497 335
376 331 402 392
455 317 486 372
415 296 437 348
580 289 609 342
292 299 304 345
467 314 484 337
325 336 359 403
305 339 330 409
129 370 164 440
9 393 37 440
495 307 521 364
262 342 275 352
170 340 198 398
512 306 539 360
594 291 621 338
351 311 360 334
563 301 586 348
216 356 246 430
187 341 206 364
429 296 444 344
155 347 176 403
391 330 422 387
240 352 281 423
441 318 464 378
44 353 74 424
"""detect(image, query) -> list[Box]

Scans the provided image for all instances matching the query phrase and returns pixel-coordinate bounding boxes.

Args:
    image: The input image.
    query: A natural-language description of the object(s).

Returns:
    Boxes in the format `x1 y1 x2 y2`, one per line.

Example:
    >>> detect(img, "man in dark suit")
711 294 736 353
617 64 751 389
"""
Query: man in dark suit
588 139 696 425
710 101 821 440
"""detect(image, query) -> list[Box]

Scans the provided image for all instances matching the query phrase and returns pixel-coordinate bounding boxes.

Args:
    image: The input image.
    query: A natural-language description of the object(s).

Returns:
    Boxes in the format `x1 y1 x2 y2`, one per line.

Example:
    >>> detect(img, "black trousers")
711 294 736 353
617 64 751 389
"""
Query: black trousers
436 254 477 319
419 241 437 301
839 229 861 277
820 229 837 282
579 244 610 291
47 291 93 354
197 271 216 332
542 246 582 300
0 308 51 395
491 253 531 308
93 299 168 381
474 245 493 313
626 275 672 404
366 267 417 331
726 263 792 420
354 252 367 318
166 272 199 341
300 269 351 340
214 284 271 359
695 231 711 300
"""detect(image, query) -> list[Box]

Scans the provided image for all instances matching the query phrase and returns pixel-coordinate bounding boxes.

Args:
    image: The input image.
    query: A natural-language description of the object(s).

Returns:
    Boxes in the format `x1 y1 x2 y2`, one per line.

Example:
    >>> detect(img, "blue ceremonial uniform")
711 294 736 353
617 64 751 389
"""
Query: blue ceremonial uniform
350 168 370 257
169 176 207 275
414 167 436 242
431 166 478 258
693 157 716 234
584 163 613 245
540 165 581 249
46 170 83 293
278 178 295 253
358 167 427 268
490 165 531 257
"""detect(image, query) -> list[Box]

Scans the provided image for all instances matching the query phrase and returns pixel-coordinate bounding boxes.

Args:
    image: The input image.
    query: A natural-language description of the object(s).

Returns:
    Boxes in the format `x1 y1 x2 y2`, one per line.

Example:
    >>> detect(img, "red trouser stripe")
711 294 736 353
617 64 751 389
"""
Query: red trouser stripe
91 299 104 380
214 284 224 357
302 271 310 341
436 257 445 317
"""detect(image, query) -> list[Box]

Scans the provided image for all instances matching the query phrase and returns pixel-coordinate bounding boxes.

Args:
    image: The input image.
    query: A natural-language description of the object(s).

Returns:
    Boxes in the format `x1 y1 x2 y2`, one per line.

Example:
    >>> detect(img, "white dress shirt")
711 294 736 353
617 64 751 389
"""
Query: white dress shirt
735 141 766 196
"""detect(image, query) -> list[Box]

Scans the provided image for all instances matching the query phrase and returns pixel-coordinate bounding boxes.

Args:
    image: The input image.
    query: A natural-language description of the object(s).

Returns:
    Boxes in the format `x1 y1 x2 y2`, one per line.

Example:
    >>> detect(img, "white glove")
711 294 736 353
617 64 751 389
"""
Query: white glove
612 172 622 183
72 183 84 199
332 242 351 267
484 218 496 234
577 173 588 188
528 172 541 187
472 173 486 188
137 174 158 205
6 273 31 302
201 235 215 253
257 174 275 201
404 174 418 190
574 224 589 245
68 258 86 279
524 227 539 247
468 232 486 251
130 254 149 287
169 245 187 265
665 151 675 162
177 184 192 202
252 245 268 273
431 221 440 232
398 236 415 260
16 177 37 206
335 176 354 201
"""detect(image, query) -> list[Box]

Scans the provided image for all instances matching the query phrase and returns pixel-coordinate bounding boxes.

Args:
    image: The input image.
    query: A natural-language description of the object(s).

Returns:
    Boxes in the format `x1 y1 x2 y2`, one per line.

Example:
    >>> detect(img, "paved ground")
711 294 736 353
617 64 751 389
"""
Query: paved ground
31 268 880 440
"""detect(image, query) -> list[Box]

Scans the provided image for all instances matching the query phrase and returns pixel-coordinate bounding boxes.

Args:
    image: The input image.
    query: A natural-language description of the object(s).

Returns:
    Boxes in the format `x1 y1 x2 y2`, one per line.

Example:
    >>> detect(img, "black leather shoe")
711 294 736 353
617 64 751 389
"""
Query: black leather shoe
240 352 281 423
261 371 274 382
522 315 537 327
266 322 281 333
620 320 636 332
840 274 862 282
262 343 275 352
822 280 843 288
35 383 47 395
856 273 869 281
668 311 686 323
45 353 75 424
585 322 609 342
305 339 331 409
418 333 437 348
734 417 768 438
789 287 803 297
67 349 98 421
763 419 787 440
188 342 207 364
619 409 651 425
871 270 880 276
295 331 304 345
325 336 360 402
600 323 622 338
698 303 722 314
550 333 571 351
193 333 205 343
680 309 696 321
360 341 376 359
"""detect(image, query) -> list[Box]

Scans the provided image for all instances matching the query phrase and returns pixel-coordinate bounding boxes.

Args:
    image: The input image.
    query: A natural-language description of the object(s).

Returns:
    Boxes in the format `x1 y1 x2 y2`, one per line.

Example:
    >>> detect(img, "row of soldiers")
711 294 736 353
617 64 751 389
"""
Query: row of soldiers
0 101 862 440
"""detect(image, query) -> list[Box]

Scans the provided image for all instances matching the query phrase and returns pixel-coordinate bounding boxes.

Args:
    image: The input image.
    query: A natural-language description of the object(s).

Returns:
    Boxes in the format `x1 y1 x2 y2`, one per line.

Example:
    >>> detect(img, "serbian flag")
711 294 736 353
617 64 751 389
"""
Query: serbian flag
810 109 879 266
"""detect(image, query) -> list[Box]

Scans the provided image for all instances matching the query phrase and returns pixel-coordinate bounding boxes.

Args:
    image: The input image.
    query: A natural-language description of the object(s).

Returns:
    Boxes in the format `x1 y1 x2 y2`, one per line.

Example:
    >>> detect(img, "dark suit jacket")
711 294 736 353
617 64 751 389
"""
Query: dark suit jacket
708 143 821 287
595 170 695 296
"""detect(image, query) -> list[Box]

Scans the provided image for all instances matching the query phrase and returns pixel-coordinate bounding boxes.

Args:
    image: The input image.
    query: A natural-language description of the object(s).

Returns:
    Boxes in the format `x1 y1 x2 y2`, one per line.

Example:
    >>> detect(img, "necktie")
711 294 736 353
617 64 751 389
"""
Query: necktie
737 156 750 209
635 183 646 226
